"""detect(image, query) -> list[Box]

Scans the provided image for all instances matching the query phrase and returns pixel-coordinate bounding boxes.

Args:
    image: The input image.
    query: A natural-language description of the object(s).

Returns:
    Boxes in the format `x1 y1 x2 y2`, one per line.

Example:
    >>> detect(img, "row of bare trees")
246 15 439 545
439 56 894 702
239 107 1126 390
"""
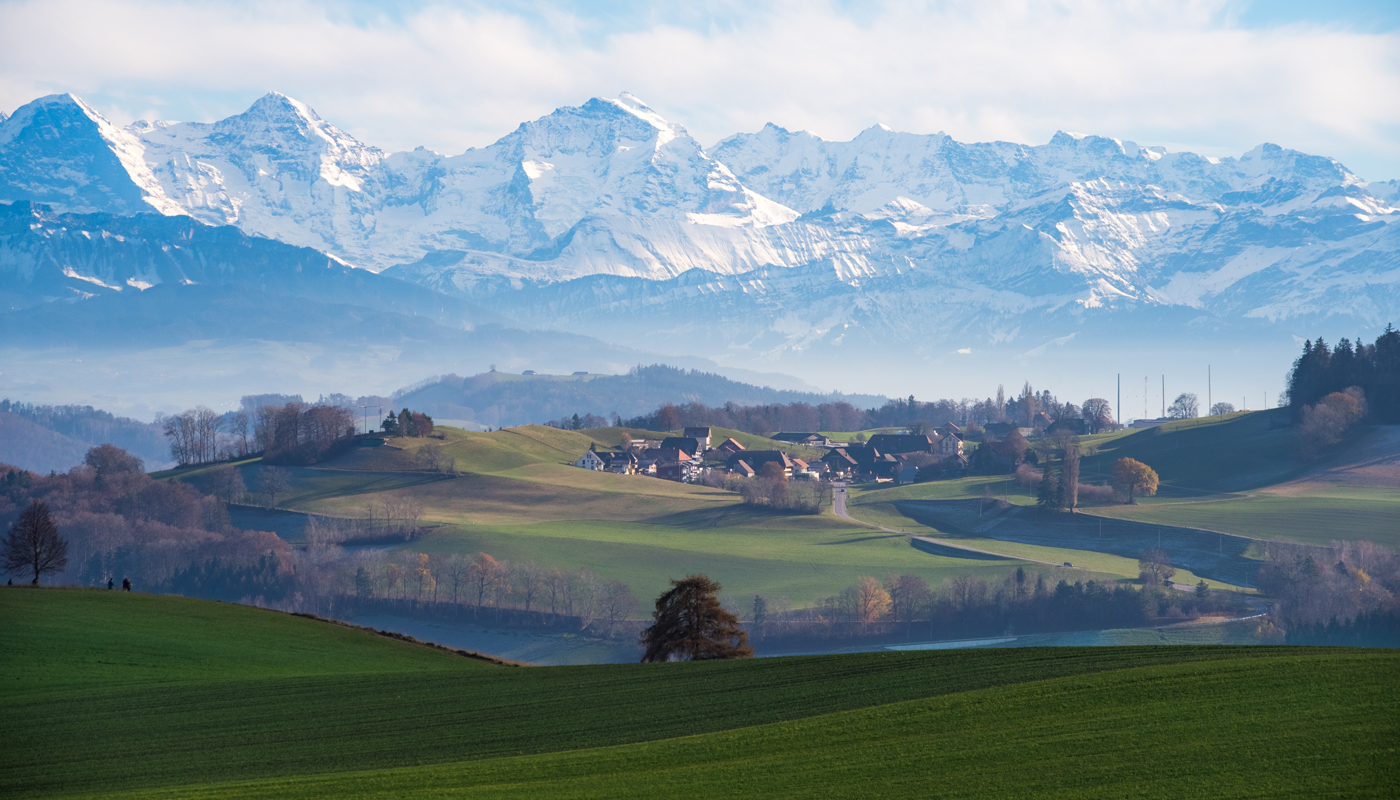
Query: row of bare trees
162 402 356 467
161 406 225 466
334 551 639 636
747 567 1243 644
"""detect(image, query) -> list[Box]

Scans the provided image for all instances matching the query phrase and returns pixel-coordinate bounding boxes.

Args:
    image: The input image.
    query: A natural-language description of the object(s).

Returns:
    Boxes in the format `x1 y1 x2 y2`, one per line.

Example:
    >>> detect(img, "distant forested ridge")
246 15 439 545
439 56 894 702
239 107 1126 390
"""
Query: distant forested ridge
1287 325 1400 423
393 365 886 429
0 400 166 473
622 384 1107 435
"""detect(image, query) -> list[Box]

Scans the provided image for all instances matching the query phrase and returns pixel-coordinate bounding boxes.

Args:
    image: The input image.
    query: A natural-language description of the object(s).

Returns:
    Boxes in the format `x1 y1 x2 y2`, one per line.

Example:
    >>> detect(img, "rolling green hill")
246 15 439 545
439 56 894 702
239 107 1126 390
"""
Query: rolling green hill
3 590 1394 798
167 426 1023 605
847 414 1399 569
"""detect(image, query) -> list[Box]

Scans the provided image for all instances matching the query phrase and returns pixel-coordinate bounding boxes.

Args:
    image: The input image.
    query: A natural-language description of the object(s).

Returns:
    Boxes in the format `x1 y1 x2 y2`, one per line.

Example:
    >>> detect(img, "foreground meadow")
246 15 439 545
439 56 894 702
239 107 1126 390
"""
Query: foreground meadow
2 590 1394 798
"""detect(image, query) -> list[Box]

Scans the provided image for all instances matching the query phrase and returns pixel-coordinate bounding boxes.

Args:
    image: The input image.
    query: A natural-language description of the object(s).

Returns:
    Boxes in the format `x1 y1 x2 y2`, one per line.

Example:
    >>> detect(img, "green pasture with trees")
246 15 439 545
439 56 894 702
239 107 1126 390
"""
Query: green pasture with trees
2 589 1393 799
164 425 1019 606
851 411 1400 550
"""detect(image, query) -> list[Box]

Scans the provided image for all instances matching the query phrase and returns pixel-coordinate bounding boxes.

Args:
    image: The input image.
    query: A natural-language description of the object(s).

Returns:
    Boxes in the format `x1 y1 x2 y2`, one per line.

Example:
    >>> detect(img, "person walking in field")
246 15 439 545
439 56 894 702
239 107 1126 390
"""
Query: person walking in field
122 578 131 592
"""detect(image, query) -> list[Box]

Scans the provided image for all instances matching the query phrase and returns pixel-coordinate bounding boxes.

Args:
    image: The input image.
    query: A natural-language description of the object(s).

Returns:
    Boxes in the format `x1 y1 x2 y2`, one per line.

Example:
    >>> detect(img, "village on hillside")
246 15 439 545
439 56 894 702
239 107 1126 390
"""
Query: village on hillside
572 415 1089 485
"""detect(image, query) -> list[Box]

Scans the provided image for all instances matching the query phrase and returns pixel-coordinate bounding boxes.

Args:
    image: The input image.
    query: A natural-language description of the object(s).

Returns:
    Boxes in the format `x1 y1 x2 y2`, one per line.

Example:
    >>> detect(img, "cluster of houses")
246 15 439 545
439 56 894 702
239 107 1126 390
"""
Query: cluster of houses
574 424 969 485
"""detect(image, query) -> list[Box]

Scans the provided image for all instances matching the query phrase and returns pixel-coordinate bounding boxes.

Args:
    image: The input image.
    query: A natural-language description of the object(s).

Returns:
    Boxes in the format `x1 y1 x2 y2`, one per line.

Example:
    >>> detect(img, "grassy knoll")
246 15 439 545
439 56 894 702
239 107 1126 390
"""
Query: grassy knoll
8 590 1393 798
1076 411 1301 493
128 653 1399 799
0 589 487 695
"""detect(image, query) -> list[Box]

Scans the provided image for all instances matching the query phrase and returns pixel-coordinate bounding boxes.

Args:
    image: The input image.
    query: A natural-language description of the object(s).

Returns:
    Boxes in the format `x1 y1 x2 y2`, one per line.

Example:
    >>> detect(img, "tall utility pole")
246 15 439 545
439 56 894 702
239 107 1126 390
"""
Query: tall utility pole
360 404 370 435
1208 365 1212 415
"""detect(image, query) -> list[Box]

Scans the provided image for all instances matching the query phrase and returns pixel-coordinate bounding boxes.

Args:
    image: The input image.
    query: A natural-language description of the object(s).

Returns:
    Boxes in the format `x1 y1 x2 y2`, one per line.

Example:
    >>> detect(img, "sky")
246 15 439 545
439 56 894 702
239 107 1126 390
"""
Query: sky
2 0 1399 181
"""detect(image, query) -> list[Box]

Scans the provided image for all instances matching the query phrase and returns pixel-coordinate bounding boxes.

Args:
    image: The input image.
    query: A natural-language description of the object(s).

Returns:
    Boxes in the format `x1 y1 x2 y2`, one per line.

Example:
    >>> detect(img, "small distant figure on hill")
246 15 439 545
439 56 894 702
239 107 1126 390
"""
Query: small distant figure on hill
122 578 131 592
640 574 752 662
108 578 114 590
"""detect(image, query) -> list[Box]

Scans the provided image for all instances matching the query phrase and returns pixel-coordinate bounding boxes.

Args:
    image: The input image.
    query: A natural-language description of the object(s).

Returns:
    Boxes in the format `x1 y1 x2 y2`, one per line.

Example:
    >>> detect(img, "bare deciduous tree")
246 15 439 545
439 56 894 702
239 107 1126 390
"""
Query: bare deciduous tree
1167 393 1199 420
1082 398 1114 433
207 465 246 504
258 466 290 509
3 501 69 585
1139 548 1176 586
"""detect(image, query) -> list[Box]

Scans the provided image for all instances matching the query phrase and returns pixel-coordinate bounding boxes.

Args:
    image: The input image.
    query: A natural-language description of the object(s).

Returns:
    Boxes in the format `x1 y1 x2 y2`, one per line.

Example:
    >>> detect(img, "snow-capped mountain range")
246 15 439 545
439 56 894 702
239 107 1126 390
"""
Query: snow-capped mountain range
2 90 1397 398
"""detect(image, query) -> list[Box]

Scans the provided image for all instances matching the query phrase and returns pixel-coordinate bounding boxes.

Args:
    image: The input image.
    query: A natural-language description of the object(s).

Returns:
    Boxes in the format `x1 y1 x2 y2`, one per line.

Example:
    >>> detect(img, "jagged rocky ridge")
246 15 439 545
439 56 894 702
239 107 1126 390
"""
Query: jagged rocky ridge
1 90 1397 379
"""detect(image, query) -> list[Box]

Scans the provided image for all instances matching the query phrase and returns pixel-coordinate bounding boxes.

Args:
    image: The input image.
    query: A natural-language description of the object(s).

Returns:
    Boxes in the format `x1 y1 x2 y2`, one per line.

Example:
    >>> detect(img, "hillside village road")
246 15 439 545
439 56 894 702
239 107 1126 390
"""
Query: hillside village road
830 484 1064 568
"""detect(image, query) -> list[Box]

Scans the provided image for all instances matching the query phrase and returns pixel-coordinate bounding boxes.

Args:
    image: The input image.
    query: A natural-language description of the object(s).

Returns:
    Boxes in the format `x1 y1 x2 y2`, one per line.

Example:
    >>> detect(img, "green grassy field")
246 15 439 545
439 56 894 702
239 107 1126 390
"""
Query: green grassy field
4 590 1395 798
1088 491 1400 547
164 426 1025 605
842 493 1248 591
848 415 1398 551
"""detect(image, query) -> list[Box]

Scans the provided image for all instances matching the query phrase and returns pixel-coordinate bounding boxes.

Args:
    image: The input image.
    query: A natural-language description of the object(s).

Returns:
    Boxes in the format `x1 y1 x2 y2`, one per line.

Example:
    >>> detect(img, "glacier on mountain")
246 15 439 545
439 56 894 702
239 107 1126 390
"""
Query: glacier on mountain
1 89 1397 392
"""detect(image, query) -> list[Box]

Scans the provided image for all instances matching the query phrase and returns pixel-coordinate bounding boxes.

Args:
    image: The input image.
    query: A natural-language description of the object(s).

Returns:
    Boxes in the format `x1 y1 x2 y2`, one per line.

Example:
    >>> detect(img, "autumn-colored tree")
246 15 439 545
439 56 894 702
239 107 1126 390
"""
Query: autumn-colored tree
84 444 144 482
1298 389 1367 460
854 575 892 624
1111 458 1159 504
2 501 68 585
413 553 432 602
640 574 753 662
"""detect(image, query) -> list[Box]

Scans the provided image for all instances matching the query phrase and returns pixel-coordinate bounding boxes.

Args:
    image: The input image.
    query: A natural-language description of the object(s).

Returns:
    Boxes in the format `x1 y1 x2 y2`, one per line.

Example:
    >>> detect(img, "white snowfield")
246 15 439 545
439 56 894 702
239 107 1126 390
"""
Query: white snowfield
1 90 1397 333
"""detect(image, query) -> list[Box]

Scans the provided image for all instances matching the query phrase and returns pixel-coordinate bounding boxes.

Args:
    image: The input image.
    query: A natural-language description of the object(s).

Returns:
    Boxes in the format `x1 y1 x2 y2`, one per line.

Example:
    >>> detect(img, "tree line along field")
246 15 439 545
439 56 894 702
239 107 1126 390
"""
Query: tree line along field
2 589 1394 798
166 425 1032 606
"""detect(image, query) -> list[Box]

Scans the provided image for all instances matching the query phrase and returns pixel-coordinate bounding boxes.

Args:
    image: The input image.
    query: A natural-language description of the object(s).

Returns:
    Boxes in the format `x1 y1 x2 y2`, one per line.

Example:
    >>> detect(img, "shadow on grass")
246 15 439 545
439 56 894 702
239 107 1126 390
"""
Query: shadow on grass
910 538 1018 561
818 534 907 546
641 503 839 530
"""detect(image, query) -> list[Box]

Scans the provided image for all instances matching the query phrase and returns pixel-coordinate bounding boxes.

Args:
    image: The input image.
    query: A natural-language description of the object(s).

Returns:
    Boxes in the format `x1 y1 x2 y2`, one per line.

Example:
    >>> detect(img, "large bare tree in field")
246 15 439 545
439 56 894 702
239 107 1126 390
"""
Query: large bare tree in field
3 501 68 585
640 574 752 662
1082 398 1113 433
1139 548 1176 586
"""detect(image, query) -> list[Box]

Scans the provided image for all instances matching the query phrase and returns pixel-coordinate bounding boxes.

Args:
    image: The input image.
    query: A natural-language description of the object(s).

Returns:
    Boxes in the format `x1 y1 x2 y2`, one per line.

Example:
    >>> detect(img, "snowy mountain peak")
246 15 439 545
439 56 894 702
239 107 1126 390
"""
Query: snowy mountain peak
0 93 182 215
247 91 317 120
603 92 680 136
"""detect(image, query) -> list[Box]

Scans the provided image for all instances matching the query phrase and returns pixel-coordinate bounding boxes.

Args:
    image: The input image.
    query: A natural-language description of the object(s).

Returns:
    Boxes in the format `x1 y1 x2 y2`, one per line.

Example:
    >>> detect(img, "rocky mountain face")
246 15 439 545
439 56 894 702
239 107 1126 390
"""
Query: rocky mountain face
2 90 1397 396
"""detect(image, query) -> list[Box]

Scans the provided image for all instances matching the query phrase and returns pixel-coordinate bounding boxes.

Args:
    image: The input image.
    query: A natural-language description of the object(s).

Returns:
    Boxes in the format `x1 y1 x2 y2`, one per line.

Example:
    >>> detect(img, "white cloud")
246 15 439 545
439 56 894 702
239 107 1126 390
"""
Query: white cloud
2 0 1399 178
